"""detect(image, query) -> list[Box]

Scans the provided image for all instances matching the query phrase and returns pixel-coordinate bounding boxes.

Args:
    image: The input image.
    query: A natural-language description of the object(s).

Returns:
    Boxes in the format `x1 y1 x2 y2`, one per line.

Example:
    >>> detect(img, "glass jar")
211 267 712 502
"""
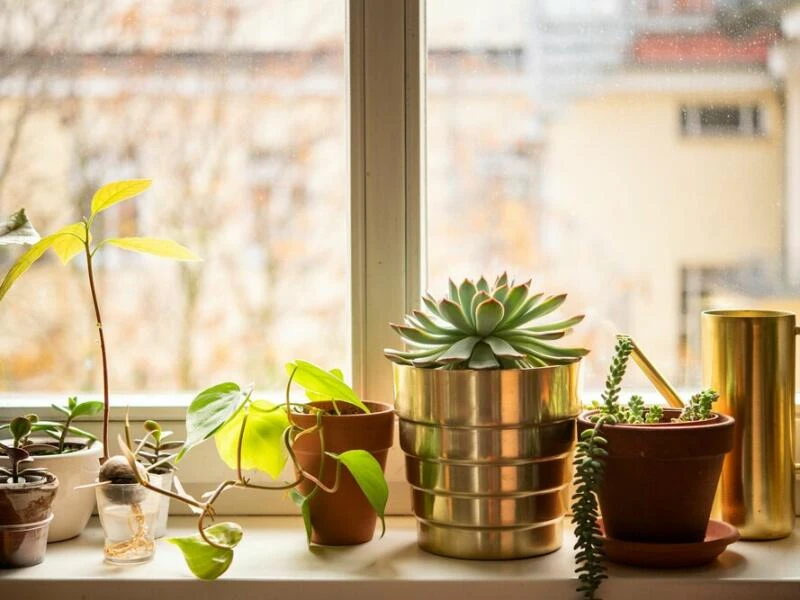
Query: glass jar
96 483 160 564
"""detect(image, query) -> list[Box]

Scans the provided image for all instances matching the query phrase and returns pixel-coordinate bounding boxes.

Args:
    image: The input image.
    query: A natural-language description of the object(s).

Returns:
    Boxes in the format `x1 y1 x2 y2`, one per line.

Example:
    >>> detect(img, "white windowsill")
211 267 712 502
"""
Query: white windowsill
0 516 798 600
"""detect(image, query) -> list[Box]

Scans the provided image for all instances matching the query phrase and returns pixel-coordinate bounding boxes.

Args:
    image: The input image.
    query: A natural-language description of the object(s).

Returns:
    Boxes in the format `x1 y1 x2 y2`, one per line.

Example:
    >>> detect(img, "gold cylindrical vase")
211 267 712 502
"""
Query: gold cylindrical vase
392 362 580 559
702 309 797 539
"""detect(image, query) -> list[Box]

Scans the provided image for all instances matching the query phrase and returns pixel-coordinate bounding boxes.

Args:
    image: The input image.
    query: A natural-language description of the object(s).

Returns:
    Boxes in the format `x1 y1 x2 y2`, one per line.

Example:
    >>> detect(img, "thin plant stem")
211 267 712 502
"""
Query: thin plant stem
84 232 110 460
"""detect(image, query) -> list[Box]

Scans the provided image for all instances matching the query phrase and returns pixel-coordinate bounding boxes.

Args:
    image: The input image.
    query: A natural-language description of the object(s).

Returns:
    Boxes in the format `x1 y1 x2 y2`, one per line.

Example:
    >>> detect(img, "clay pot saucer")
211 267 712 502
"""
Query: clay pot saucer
599 518 739 568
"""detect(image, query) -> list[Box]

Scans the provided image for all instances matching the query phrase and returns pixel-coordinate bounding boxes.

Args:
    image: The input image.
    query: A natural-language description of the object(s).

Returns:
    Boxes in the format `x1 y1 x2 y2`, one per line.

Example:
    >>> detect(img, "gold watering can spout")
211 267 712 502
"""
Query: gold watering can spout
617 335 684 408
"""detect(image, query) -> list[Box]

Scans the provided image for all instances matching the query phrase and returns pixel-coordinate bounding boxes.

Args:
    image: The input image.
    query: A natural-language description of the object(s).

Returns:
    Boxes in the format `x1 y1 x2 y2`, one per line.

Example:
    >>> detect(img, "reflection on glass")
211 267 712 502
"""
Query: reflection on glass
0 1 347 392
426 0 800 388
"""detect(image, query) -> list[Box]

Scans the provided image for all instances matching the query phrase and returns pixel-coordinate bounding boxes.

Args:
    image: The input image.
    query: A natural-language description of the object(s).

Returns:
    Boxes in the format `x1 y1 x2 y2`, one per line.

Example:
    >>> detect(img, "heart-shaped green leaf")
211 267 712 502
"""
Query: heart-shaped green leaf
214 401 289 479
179 383 248 460
330 449 388 537
289 489 313 544
167 522 243 580
285 361 368 413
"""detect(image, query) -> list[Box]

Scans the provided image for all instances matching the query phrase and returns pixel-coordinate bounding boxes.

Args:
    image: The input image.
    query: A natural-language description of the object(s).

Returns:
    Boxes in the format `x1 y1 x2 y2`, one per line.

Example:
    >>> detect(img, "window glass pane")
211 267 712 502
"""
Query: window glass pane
0 0 347 393
426 0 798 388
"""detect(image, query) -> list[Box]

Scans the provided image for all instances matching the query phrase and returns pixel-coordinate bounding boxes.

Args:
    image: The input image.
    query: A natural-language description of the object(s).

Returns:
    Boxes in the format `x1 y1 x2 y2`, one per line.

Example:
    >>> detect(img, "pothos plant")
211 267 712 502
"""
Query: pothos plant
571 335 719 600
0 181 200 460
119 359 388 580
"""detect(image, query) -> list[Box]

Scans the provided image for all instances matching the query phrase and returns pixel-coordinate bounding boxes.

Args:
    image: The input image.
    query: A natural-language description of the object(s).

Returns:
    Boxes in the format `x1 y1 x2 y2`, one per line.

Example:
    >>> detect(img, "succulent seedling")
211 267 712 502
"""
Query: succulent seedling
0 417 51 484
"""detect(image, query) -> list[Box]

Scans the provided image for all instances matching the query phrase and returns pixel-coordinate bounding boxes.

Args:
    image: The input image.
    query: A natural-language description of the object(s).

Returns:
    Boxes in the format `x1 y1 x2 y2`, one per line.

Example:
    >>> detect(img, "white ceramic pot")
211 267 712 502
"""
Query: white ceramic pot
149 470 173 538
1 438 103 542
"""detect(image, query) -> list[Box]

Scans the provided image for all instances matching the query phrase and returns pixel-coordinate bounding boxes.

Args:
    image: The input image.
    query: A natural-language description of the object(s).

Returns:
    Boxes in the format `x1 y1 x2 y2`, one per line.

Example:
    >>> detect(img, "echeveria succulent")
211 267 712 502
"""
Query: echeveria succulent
385 273 588 369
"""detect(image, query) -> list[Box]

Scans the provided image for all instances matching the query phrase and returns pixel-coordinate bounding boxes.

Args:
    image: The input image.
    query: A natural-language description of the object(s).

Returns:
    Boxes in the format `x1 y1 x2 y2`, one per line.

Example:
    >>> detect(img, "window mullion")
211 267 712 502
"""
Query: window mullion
348 0 424 403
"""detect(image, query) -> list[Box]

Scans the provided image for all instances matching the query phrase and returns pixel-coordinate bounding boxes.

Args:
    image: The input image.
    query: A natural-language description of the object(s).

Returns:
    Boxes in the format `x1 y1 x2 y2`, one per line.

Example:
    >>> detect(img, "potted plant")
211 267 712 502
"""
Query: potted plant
384 274 588 559
0 180 199 540
0 416 59 567
131 420 184 538
0 397 103 542
572 335 736 600
117 359 391 579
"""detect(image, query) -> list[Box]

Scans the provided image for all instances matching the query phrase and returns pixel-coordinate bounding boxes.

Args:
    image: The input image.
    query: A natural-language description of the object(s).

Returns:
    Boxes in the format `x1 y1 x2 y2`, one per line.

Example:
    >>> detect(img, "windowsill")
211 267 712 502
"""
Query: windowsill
0 517 798 599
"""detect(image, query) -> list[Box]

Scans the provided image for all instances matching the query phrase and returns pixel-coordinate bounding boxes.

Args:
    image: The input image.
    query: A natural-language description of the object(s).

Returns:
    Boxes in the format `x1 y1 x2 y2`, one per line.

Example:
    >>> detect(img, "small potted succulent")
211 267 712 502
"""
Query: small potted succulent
385 274 588 559
0 416 59 567
572 335 736 600
132 420 184 538
0 181 199 540
0 397 102 542
118 360 392 579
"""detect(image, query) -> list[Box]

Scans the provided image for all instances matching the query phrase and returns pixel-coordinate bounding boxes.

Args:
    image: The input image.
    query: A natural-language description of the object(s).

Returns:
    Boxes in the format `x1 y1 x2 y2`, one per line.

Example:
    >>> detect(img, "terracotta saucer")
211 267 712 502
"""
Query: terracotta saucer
598 519 739 568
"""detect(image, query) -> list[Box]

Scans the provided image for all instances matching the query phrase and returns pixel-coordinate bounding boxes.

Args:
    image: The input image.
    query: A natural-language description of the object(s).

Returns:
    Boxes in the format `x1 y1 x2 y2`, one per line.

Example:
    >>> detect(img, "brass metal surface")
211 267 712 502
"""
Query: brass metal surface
702 310 797 539
393 362 580 559
628 337 685 408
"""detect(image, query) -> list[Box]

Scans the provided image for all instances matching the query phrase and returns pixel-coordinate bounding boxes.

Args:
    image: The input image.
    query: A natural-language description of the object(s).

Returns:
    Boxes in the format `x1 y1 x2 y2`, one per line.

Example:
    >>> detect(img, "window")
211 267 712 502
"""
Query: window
0 1 348 394
681 105 766 136
426 0 798 391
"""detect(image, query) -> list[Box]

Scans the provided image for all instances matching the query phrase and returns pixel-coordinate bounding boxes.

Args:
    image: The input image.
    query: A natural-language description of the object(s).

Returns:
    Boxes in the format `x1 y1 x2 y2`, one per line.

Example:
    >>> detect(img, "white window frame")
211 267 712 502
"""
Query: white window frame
0 0 424 516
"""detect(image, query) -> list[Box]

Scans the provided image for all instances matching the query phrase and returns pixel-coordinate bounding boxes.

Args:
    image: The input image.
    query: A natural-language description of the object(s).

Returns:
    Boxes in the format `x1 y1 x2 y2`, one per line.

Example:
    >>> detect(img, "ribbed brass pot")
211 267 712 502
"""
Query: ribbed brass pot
392 361 580 559
702 309 798 539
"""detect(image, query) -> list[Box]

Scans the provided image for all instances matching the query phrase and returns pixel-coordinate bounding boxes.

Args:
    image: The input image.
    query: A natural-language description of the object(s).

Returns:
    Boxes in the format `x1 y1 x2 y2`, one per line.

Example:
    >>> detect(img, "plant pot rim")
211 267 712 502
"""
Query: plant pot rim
0 471 58 491
297 401 394 419
0 437 103 459
391 359 581 374
578 409 733 432
703 308 795 320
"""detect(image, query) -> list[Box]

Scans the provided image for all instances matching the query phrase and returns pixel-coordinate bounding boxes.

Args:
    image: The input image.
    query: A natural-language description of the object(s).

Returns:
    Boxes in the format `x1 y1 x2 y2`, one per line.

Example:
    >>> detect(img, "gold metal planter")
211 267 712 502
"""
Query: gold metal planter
392 362 580 559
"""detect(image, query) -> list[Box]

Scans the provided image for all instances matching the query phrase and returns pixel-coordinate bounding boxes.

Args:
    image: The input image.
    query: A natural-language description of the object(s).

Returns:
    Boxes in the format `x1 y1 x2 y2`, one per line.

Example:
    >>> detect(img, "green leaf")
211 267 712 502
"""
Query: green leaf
179 383 248 460
0 209 40 245
285 360 368 413
214 401 289 479
483 336 525 359
289 489 313 544
167 522 242 580
457 279 477 327
436 336 481 364
50 223 87 265
438 298 473 333
468 341 500 369
331 450 388 537
475 276 490 293
105 237 201 261
9 417 31 441
90 179 152 216
524 314 585 333
305 368 346 402
475 297 505 336
0 233 61 302
50 404 71 418
70 400 104 419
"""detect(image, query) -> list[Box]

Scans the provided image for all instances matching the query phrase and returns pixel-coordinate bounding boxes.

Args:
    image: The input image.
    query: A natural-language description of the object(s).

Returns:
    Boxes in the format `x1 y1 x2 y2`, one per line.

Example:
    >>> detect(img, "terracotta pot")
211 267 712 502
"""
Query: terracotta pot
289 401 394 545
0 437 102 542
577 409 734 543
0 473 58 567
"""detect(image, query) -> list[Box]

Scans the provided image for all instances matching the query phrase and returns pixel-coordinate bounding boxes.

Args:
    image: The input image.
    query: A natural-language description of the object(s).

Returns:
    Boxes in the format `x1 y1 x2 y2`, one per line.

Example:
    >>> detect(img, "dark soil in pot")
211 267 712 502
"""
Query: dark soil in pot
577 408 734 543
290 401 394 545
0 473 58 568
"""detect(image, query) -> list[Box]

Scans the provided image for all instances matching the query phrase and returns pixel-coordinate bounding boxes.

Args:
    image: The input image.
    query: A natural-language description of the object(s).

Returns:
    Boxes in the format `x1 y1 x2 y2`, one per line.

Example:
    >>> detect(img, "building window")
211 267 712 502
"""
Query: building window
680 105 766 137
